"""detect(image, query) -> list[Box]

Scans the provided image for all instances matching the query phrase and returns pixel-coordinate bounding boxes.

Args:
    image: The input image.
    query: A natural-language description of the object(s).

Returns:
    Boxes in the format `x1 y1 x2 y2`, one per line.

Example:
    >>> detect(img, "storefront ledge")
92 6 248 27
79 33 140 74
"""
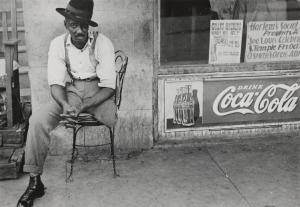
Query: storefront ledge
159 120 300 140
158 61 300 75
154 132 300 150
156 120 300 148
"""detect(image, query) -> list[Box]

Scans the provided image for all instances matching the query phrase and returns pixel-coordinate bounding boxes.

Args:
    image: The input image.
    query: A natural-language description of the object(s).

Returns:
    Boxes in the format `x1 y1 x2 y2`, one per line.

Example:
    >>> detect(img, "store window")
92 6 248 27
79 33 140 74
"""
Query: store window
160 0 300 65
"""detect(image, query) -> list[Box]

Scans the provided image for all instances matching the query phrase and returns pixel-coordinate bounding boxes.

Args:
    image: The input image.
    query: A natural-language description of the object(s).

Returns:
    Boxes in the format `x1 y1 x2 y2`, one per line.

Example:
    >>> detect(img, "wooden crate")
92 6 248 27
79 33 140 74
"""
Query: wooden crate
0 123 26 180
0 147 24 180
0 124 25 148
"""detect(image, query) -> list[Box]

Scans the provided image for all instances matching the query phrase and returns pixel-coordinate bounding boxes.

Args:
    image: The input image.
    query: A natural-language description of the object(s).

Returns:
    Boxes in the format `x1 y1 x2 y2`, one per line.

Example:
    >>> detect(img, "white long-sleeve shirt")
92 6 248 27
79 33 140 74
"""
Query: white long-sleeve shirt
47 33 116 89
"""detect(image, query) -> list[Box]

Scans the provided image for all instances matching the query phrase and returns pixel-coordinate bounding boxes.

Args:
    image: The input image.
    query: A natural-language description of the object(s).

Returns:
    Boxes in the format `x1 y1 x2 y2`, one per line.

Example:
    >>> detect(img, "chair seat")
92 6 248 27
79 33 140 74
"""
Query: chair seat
60 113 104 127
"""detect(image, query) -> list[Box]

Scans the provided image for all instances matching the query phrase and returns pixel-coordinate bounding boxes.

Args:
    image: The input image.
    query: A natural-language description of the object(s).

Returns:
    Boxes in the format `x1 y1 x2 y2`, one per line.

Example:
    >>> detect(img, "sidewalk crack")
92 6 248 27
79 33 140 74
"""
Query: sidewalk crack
204 146 253 207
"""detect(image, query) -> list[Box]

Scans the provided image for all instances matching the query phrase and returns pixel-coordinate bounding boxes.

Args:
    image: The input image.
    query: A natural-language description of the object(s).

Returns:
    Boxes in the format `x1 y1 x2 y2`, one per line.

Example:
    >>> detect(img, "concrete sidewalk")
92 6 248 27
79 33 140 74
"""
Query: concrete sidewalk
1 136 299 207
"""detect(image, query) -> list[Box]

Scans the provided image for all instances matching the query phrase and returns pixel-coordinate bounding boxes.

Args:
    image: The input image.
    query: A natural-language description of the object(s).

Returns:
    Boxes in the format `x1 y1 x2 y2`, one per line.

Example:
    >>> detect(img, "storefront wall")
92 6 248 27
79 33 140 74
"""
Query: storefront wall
155 0 300 141
23 0 300 148
22 0 154 150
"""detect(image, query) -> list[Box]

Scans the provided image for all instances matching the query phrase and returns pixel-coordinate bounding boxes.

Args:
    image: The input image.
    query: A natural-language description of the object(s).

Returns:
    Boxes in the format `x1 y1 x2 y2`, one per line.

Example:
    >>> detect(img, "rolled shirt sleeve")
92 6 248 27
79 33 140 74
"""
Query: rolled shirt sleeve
95 34 116 90
47 36 67 87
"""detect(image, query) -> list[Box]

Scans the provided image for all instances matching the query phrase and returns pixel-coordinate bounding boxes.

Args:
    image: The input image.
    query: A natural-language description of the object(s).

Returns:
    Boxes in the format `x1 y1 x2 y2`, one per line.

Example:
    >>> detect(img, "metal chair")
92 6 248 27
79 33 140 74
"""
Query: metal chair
61 50 128 182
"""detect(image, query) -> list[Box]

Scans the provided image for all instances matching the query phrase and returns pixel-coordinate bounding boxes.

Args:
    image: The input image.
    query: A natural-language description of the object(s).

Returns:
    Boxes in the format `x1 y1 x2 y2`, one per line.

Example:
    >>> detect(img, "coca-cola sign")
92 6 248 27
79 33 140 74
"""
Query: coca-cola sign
203 77 300 124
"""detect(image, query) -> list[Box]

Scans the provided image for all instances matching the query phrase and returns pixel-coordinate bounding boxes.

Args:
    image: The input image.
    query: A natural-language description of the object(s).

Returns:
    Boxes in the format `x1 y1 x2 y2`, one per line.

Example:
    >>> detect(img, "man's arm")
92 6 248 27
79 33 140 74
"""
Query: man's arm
48 36 78 115
78 87 115 114
50 84 78 115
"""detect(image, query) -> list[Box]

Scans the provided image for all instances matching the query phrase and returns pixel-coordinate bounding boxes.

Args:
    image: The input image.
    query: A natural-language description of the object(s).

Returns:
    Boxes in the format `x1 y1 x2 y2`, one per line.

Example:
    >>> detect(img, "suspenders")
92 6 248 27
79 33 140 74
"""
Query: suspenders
64 34 75 84
88 31 99 68
63 32 99 85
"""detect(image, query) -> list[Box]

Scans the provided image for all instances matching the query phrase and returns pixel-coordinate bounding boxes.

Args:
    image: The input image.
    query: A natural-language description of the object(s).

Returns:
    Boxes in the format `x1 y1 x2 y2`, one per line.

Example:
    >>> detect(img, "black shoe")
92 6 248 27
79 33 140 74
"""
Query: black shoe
17 175 45 207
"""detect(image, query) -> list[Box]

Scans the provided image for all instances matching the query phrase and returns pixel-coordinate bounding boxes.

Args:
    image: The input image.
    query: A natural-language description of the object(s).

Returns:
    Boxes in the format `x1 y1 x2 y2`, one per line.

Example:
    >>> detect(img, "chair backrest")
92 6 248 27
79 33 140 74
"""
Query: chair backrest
0 0 17 57
114 50 128 109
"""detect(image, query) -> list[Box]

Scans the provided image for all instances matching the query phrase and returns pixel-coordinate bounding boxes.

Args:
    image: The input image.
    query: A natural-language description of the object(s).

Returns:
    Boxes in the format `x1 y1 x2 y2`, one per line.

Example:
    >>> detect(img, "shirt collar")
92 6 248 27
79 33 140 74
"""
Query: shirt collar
66 33 93 50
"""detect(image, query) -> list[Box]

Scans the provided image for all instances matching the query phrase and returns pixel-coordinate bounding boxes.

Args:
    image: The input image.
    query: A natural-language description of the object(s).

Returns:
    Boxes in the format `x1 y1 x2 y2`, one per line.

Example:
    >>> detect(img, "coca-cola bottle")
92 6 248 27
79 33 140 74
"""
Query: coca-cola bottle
182 86 189 126
177 87 184 125
192 89 199 122
173 88 180 124
182 85 195 126
188 85 195 126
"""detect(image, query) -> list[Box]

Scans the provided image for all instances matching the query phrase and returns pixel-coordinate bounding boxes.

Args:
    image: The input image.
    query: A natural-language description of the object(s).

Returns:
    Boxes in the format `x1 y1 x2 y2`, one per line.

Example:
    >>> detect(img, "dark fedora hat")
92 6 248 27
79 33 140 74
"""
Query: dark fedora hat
56 0 98 27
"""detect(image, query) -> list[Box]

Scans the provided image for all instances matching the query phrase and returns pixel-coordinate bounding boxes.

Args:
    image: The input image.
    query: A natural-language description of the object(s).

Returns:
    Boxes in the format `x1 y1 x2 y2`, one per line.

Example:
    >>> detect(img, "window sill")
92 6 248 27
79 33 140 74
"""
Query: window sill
158 61 300 76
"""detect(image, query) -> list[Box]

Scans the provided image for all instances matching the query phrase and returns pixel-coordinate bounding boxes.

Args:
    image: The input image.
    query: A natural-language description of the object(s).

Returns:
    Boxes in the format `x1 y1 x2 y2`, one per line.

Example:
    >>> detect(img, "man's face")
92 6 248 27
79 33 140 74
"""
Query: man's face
65 19 89 45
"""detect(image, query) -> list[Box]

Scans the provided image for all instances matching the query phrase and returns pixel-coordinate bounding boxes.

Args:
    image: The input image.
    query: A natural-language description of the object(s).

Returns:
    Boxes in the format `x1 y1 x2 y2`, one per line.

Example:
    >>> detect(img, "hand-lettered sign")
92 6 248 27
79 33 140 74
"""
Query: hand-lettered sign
209 20 243 64
245 21 300 62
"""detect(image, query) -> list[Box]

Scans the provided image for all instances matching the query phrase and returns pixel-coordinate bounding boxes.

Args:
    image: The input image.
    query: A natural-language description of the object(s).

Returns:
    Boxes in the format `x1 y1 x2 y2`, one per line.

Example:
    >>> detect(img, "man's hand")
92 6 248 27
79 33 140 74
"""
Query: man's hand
62 103 79 116
78 98 92 114
78 87 115 114
51 85 81 117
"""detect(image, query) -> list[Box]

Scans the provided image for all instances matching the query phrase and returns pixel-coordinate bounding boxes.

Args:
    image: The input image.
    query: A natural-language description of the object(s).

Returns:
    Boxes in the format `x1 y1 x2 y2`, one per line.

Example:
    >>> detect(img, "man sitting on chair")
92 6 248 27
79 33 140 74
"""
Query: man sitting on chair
17 0 117 206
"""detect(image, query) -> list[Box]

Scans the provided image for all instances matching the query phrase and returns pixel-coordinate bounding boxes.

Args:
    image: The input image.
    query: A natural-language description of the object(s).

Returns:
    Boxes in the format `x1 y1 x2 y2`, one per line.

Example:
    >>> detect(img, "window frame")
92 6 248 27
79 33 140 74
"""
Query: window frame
154 0 300 76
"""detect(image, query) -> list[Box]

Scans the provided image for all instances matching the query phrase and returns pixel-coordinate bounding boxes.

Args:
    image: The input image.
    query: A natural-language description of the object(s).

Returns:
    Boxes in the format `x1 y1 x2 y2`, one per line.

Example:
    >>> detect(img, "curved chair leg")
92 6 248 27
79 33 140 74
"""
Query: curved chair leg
65 126 79 183
109 127 119 177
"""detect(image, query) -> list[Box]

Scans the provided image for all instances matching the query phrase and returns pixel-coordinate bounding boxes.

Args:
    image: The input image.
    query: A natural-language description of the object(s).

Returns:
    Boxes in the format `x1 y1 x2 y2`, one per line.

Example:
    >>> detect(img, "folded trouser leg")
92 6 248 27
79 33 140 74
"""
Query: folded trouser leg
23 100 62 175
